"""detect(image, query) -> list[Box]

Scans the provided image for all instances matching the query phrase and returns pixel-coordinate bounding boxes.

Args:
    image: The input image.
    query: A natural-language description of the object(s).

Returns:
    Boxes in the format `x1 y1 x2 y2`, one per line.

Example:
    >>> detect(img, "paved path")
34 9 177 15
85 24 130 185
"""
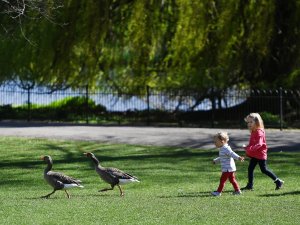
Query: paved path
0 122 299 151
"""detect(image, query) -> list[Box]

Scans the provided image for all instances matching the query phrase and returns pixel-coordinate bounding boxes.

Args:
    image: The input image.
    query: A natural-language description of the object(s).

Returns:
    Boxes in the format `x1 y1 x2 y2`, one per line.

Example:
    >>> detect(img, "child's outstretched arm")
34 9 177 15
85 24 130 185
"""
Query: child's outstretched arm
213 157 220 164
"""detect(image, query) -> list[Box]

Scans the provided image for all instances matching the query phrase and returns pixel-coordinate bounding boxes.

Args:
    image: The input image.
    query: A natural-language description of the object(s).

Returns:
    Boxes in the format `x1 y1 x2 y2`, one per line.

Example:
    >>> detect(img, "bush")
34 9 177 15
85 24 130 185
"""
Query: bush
260 111 286 128
0 104 15 119
4 96 107 121
50 96 106 120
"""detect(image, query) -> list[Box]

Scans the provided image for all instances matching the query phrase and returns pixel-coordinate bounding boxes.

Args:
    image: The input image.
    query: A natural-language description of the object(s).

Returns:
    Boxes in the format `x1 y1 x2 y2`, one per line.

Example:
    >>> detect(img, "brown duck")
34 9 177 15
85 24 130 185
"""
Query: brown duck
84 152 140 196
41 155 83 199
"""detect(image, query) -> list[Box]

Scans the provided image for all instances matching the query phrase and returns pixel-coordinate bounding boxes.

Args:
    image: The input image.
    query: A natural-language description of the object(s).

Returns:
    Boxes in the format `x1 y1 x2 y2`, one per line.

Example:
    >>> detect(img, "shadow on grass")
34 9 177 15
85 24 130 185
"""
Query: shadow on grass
25 196 48 200
25 193 111 200
159 192 211 198
159 189 245 198
0 147 215 168
259 191 300 197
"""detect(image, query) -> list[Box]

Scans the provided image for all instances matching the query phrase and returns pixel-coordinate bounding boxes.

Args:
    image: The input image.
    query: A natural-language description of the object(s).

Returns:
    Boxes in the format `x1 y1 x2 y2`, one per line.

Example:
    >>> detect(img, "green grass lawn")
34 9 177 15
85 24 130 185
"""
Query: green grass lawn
0 136 299 225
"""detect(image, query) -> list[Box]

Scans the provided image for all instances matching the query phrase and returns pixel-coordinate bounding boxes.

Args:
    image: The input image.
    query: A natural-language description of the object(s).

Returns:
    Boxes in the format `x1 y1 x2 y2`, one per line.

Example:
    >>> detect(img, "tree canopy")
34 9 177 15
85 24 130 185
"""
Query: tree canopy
1 0 300 92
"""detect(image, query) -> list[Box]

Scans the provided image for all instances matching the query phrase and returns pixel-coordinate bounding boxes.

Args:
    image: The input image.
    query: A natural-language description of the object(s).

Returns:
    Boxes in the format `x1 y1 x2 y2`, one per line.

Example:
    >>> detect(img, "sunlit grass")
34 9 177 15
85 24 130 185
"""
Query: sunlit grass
0 137 299 225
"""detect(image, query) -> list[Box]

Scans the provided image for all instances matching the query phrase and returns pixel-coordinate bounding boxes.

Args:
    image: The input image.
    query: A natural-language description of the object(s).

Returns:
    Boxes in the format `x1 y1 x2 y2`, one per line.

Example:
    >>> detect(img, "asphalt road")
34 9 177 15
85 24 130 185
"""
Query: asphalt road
0 121 299 152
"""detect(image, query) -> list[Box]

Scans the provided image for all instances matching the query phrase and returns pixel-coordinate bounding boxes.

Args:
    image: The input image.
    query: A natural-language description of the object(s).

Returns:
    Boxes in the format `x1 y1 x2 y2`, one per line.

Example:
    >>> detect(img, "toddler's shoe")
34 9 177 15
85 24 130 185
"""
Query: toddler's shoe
275 179 284 190
211 191 221 196
232 190 242 195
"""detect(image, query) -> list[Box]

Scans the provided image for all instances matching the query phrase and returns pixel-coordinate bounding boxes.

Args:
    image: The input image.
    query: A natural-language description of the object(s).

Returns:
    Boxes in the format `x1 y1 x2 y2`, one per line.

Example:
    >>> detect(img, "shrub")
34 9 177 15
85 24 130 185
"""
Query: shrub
260 111 286 128
50 96 106 120
7 96 107 121
0 104 15 119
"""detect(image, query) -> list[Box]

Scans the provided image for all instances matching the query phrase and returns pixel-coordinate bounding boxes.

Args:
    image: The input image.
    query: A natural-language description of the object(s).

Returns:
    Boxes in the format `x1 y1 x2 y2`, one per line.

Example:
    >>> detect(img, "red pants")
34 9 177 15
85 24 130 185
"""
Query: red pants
217 172 240 192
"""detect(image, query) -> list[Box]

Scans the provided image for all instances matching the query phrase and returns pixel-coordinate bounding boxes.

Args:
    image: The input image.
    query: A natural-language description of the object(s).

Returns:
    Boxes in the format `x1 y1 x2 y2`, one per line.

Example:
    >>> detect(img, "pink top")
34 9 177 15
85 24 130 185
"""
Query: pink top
245 128 268 160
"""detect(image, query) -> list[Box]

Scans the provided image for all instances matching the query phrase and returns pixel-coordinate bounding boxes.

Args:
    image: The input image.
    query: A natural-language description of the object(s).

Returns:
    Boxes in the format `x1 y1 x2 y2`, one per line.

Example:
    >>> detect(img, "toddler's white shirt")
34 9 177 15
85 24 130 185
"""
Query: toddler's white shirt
214 144 240 172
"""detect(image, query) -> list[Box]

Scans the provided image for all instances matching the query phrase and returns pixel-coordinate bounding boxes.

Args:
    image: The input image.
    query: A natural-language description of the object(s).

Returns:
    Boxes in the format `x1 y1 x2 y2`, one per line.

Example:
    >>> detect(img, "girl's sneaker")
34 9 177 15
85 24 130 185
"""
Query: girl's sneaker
241 184 253 191
275 179 284 190
211 191 221 196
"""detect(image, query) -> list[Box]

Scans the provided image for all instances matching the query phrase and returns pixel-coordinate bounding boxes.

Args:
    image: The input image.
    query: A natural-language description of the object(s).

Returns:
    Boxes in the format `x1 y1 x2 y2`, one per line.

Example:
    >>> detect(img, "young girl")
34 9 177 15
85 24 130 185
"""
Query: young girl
212 131 244 196
242 113 284 190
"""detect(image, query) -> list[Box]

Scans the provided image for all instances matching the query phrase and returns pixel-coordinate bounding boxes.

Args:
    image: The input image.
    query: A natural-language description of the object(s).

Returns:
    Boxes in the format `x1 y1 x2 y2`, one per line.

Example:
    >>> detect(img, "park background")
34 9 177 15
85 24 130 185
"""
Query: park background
0 1 300 225
1 0 300 128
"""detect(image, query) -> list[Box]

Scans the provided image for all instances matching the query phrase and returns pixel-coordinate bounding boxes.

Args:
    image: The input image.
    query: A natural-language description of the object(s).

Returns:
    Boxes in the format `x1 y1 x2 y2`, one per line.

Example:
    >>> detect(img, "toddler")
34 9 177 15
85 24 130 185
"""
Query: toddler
212 131 244 196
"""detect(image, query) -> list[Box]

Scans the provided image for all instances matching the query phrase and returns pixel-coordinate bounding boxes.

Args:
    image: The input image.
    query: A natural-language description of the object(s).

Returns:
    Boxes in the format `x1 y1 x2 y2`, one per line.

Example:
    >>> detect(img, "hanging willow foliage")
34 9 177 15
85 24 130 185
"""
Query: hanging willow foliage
0 0 300 92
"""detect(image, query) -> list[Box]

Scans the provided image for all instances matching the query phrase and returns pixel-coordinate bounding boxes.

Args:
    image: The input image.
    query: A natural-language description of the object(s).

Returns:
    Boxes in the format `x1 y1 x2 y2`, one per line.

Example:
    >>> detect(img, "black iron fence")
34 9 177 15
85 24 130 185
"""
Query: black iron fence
0 85 300 129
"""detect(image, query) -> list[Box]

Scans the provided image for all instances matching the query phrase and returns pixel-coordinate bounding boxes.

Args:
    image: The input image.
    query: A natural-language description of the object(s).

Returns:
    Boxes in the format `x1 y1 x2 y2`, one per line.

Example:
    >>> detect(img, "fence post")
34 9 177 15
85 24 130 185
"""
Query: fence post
279 87 283 131
146 85 150 126
85 85 89 124
210 92 215 128
211 99 215 128
27 88 31 122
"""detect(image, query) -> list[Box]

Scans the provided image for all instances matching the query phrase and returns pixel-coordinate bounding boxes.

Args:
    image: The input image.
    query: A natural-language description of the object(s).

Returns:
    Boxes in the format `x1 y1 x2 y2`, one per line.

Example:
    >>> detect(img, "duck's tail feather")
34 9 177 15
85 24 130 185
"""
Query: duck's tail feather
119 178 140 185
64 183 84 189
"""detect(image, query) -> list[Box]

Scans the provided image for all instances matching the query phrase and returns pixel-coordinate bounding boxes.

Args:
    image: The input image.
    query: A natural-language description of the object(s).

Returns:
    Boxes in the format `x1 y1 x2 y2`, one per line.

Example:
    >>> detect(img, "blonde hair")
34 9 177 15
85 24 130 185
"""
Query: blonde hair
214 131 229 142
244 113 264 129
